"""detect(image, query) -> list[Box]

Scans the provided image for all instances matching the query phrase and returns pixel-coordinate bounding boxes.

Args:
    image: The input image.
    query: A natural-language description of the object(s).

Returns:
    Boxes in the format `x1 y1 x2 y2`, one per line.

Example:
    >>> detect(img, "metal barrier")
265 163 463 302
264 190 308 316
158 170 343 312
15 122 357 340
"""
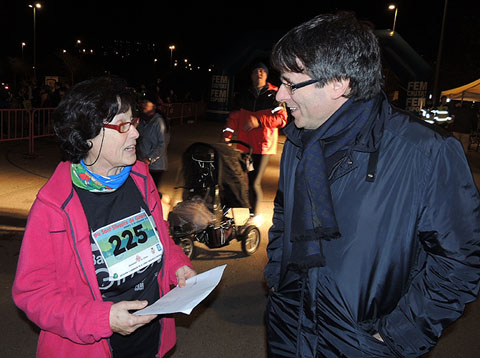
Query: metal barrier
0 102 205 155
0 108 55 156
0 109 31 142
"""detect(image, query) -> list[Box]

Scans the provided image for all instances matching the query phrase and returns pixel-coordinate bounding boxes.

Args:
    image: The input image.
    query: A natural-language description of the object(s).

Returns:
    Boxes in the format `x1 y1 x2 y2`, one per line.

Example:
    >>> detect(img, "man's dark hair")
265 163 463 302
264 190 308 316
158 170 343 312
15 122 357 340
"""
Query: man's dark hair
53 76 135 163
271 11 383 100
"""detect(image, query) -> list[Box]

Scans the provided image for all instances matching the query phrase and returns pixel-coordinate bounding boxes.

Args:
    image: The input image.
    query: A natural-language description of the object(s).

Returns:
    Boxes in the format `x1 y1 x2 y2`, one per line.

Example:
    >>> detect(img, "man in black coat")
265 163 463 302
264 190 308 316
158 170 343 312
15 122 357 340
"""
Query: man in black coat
264 11 480 358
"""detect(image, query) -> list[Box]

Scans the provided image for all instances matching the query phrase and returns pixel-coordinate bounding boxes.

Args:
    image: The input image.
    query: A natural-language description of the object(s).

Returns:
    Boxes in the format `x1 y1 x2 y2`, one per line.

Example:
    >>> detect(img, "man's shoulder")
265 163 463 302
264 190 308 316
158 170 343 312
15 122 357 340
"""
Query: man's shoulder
383 107 454 159
387 107 451 138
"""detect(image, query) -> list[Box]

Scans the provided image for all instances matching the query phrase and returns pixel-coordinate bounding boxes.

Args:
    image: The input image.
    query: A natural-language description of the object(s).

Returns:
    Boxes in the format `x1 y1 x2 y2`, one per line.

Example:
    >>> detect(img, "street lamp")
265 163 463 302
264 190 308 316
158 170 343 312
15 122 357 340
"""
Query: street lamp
21 42 26 59
28 2 42 79
169 45 175 68
433 0 449 106
388 4 398 34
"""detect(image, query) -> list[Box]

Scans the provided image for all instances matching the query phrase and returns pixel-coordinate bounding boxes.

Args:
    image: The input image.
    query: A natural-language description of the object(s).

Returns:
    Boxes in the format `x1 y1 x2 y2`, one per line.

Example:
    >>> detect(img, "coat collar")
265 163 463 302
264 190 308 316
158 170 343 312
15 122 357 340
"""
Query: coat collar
285 92 391 154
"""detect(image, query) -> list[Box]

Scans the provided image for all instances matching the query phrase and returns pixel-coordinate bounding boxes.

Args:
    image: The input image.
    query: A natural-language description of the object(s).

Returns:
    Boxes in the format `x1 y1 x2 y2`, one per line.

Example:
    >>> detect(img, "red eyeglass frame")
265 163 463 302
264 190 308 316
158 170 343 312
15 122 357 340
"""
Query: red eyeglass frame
103 117 140 133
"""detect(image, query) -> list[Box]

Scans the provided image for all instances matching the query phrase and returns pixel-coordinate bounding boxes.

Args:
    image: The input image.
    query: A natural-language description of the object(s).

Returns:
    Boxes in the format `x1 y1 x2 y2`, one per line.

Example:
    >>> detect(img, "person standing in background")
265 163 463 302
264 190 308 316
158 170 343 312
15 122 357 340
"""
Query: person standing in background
222 62 288 218
137 99 170 194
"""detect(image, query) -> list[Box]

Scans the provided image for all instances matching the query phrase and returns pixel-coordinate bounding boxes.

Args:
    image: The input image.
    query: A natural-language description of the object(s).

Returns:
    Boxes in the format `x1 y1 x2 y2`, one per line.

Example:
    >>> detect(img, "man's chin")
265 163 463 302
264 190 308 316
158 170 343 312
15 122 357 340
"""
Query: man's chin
293 117 304 129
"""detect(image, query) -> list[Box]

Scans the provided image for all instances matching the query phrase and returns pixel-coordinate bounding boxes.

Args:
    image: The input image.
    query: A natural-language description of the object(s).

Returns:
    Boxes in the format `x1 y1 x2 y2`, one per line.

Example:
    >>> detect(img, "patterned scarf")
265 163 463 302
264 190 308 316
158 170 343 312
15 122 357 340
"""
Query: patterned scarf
288 95 381 271
71 160 132 192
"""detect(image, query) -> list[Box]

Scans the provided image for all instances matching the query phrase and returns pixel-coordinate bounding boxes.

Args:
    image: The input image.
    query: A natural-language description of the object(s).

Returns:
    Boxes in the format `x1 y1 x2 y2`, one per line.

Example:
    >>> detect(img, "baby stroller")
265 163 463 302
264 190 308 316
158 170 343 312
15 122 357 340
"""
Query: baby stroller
168 140 261 259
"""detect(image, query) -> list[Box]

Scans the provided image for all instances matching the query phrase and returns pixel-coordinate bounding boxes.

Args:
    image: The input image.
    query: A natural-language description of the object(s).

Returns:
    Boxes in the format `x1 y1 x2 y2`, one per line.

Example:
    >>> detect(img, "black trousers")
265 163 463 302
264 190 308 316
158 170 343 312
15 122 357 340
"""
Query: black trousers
247 154 270 215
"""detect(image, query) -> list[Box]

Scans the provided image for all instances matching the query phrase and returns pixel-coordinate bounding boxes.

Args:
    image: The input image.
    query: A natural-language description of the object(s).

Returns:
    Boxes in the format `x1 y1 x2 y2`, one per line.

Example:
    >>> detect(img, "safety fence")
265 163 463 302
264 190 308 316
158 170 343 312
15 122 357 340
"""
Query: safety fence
0 108 55 156
0 101 206 156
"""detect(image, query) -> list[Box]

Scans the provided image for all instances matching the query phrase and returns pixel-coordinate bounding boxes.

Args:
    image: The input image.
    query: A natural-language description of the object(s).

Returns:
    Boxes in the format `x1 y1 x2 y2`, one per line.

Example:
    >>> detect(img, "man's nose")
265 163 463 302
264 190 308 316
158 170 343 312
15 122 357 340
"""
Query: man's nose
276 84 289 102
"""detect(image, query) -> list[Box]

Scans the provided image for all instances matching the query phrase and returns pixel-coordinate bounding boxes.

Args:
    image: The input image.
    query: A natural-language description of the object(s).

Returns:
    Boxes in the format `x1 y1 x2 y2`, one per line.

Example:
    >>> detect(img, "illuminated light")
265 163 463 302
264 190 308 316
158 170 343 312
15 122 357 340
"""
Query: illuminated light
434 116 452 122
388 4 398 34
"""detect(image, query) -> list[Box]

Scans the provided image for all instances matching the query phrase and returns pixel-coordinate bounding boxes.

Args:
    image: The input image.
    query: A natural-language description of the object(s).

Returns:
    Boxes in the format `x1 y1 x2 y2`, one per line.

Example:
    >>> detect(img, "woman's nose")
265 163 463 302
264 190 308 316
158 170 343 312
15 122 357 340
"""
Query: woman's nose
130 125 140 139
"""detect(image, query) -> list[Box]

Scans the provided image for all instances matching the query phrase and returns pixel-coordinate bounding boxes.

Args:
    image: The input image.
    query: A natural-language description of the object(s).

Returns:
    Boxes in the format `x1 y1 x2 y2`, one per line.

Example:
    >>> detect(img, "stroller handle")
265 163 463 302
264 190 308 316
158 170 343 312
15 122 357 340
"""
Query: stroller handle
228 139 253 156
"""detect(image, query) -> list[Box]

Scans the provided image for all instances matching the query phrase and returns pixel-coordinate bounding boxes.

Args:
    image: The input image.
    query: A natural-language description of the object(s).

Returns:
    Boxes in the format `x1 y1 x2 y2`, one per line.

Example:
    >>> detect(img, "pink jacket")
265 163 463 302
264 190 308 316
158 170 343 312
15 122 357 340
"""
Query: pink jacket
223 107 287 155
12 160 192 358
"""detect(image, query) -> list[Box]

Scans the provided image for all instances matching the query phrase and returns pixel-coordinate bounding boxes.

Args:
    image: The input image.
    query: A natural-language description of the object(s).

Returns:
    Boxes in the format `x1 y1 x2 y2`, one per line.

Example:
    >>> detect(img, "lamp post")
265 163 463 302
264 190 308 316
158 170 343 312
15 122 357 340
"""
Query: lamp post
29 2 42 79
388 4 398 34
169 45 175 68
433 0 449 106
21 42 26 59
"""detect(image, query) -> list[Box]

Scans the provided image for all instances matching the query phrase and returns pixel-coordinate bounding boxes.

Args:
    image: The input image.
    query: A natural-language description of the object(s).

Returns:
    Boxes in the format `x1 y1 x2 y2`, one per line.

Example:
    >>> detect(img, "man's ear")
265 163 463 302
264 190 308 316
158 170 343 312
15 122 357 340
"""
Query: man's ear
329 78 350 99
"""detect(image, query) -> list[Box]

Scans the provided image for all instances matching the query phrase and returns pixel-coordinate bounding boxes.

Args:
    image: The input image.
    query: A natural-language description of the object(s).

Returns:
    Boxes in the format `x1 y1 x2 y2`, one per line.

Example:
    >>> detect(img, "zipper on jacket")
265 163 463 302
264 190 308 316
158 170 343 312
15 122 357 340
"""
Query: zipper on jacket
365 149 380 182
62 188 97 300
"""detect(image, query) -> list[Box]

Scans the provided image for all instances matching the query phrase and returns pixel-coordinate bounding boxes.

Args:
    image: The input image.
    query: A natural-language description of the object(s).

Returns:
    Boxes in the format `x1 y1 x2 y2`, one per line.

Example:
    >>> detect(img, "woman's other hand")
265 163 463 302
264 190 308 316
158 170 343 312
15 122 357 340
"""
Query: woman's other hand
175 265 197 288
109 300 157 336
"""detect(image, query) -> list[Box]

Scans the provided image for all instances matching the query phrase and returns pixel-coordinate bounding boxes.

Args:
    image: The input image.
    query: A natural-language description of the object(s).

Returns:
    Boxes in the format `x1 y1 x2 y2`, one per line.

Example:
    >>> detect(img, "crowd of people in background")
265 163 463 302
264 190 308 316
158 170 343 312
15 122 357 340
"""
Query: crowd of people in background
0 77 201 111
1 74 479 155
0 80 70 109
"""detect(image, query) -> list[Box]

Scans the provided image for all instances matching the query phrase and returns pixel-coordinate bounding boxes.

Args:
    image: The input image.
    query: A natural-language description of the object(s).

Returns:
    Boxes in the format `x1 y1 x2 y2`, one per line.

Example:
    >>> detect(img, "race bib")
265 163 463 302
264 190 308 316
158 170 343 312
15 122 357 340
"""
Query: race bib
91 208 164 281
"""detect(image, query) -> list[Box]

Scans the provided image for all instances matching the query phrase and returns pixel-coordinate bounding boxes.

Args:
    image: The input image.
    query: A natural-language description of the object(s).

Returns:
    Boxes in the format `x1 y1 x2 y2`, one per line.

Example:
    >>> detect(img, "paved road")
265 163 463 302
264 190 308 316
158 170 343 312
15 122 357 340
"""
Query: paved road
1 119 479 357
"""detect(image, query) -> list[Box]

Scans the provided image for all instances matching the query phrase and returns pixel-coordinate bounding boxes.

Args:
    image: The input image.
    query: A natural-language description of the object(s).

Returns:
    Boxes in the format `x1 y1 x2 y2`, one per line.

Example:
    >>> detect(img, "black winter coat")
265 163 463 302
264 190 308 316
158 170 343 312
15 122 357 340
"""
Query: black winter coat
265 94 480 357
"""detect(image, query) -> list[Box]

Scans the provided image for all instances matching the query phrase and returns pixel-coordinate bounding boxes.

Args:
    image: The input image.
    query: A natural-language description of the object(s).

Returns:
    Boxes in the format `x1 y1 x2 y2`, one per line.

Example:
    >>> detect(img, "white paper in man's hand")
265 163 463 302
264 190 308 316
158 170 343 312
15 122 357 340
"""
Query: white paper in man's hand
134 264 226 315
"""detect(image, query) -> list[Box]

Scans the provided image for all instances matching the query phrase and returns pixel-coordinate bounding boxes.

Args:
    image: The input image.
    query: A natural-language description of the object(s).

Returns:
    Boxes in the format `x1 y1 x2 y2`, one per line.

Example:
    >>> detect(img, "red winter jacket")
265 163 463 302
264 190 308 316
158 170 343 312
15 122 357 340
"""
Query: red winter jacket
12 160 192 358
223 83 287 155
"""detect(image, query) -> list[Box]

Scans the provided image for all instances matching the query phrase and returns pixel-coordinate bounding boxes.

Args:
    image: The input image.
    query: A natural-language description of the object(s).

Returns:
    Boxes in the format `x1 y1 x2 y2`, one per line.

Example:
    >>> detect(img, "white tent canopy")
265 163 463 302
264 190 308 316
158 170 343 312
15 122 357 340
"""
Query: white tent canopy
441 78 480 102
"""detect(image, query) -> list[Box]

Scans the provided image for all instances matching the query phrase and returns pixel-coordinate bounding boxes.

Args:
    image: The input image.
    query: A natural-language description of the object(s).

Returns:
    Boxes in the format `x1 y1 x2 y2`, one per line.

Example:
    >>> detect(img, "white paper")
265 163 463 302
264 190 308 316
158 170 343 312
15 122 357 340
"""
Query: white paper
134 264 227 315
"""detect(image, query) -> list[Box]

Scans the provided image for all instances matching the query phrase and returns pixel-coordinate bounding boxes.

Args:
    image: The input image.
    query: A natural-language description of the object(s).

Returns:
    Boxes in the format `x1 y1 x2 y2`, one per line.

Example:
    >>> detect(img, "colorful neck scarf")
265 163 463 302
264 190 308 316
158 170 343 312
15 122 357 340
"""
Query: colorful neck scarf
71 160 132 192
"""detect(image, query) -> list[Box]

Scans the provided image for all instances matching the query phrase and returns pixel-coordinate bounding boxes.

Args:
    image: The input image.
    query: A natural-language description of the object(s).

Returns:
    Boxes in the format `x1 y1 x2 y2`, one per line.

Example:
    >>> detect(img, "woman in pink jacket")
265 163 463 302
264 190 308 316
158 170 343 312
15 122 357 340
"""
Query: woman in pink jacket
12 76 196 358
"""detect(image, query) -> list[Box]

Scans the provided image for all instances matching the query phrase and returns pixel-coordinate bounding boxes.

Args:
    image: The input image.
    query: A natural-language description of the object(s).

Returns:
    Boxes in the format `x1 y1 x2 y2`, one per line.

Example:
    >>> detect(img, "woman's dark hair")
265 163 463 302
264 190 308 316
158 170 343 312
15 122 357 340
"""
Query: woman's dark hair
271 11 383 100
53 76 135 163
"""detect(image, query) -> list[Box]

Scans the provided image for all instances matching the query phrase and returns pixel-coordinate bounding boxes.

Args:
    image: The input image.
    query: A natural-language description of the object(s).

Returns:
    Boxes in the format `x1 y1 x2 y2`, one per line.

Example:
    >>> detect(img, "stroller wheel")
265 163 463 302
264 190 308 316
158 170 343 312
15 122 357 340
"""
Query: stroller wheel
241 226 261 256
177 236 196 259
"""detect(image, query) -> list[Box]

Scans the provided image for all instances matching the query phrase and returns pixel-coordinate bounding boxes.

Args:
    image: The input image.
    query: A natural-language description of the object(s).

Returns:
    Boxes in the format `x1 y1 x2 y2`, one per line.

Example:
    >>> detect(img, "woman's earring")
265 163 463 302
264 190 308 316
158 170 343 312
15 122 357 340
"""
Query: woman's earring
87 140 93 148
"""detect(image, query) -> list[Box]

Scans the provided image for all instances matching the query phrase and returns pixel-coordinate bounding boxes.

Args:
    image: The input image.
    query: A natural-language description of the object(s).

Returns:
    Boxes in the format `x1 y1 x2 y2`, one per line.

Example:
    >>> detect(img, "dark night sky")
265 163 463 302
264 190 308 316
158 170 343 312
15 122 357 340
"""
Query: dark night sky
1 0 480 88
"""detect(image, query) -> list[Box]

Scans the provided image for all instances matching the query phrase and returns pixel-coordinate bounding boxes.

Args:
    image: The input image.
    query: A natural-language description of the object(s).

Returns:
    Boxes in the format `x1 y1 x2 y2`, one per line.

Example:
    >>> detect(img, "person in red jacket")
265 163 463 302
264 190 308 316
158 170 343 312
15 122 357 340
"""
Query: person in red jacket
12 76 196 358
223 62 288 217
